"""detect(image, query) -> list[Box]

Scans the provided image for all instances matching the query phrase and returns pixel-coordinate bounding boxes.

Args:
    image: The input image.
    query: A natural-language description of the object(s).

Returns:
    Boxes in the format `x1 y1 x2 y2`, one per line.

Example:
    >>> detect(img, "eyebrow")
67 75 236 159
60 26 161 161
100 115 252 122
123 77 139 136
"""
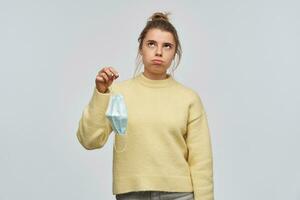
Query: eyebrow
145 40 174 46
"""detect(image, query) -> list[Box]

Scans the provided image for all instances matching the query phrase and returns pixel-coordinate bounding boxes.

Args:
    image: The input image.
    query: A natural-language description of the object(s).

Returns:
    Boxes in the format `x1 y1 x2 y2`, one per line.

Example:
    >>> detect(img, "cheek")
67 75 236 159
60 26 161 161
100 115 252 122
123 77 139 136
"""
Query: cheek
142 50 153 60
166 52 175 61
141 53 151 64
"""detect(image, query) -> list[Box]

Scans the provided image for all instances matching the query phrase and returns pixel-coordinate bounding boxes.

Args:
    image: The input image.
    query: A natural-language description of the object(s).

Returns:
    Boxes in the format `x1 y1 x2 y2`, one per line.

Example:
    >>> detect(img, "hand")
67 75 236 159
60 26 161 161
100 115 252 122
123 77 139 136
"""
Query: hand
95 66 119 93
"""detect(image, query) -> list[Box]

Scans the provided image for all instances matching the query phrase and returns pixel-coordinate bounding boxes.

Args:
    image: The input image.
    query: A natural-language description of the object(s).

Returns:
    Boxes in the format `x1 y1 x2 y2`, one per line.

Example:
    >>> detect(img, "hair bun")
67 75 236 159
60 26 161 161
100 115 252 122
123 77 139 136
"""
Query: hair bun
149 11 171 22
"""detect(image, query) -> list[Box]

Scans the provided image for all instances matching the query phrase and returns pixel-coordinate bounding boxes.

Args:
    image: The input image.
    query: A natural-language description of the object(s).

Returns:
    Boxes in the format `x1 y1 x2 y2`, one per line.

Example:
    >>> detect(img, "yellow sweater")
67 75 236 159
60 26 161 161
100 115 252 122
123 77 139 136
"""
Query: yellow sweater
76 72 214 200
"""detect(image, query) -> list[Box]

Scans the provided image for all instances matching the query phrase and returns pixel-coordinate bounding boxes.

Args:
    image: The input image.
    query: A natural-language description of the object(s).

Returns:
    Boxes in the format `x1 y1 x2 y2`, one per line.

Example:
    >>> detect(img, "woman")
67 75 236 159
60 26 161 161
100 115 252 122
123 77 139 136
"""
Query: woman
76 12 214 200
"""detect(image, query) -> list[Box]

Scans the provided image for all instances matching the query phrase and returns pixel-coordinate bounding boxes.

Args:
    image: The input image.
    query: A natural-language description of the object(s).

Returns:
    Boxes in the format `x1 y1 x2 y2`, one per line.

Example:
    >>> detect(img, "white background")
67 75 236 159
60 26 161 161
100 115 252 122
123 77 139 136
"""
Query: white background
1 1 299 199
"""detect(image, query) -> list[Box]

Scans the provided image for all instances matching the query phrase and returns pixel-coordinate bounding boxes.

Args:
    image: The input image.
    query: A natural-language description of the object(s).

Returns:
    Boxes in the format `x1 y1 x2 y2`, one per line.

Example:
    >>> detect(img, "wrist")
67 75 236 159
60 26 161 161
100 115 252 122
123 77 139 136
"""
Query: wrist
96 87 108 94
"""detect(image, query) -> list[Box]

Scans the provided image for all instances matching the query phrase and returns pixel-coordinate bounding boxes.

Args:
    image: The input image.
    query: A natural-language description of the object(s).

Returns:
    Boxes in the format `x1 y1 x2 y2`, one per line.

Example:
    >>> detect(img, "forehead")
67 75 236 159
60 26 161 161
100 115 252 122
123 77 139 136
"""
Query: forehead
144 28 175 44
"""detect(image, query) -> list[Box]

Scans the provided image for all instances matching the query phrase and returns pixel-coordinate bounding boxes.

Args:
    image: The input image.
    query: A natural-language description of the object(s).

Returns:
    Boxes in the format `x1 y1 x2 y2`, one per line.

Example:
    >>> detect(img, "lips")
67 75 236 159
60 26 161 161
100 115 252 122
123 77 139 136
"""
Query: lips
152 59 163 64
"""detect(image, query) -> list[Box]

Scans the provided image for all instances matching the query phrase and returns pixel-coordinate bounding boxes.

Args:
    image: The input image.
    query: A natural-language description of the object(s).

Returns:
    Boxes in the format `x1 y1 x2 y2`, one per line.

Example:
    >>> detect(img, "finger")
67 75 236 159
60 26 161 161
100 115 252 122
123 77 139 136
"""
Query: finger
108 67 119 78
96 76 105 83
100 72 109 83
103 67 114 79
98 68 106 76
98 67 109 74
106 67 119 79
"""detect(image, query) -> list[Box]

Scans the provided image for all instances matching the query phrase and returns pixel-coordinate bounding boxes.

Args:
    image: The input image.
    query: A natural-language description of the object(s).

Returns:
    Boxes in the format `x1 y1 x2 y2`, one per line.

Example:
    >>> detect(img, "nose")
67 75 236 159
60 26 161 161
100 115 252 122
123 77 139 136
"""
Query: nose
155 46 162 57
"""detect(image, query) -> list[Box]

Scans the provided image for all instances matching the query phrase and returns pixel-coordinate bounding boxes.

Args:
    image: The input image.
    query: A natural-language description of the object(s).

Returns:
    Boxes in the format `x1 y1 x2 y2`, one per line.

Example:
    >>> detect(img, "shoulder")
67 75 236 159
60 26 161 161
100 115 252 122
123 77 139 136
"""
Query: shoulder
173 80 206 113
174 80 203 101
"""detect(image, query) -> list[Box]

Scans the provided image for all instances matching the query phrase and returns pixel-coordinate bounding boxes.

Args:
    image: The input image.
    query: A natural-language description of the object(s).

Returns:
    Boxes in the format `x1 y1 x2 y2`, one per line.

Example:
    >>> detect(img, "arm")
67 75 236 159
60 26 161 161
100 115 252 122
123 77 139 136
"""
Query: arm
76 86 113 150
186 92 214 200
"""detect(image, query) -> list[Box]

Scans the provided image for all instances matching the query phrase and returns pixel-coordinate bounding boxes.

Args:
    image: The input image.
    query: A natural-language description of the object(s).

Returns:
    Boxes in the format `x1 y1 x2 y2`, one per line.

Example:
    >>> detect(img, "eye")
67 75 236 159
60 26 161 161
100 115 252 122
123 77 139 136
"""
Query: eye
147 42 155 47
164 44 172 49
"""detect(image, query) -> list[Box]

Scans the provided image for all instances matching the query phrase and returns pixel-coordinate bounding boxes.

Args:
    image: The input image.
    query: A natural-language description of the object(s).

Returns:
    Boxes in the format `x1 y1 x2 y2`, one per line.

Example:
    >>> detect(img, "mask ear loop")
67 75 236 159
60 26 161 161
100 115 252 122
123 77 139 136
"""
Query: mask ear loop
114 132 127 153
110 89 127 153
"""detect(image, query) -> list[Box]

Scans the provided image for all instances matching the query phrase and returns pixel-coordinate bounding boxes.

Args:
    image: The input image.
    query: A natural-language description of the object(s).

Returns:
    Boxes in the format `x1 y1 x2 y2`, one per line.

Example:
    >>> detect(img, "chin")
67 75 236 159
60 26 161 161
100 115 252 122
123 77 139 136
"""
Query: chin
150 68 166 74
144 64 169 74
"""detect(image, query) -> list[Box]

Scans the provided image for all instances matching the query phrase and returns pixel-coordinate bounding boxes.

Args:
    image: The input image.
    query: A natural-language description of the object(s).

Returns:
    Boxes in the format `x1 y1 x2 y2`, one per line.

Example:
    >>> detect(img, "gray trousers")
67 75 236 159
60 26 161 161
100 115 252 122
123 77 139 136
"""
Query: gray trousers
115 191 194 200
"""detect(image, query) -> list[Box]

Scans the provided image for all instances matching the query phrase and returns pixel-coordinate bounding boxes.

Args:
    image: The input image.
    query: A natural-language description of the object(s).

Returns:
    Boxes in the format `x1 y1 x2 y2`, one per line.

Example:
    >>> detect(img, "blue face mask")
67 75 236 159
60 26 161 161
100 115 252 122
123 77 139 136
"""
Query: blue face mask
105 92 128 152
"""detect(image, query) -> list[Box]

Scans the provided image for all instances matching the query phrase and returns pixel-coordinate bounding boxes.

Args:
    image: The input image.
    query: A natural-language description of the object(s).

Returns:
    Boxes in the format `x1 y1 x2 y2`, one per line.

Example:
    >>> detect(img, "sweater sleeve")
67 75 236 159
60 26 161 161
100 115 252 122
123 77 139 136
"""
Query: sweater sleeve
186 92 214 200
76 86 113 150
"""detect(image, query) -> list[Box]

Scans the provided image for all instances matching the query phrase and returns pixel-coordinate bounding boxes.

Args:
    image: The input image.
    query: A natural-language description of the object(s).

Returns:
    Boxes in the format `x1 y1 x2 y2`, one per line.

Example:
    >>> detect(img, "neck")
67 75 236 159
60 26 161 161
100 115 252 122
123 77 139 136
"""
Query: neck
143 70 168 80
134 71 175 88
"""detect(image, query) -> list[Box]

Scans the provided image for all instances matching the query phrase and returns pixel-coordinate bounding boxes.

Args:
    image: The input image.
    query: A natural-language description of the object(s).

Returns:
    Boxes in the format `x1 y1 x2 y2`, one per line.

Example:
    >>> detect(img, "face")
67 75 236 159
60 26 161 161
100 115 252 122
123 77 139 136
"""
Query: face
139 28 176 77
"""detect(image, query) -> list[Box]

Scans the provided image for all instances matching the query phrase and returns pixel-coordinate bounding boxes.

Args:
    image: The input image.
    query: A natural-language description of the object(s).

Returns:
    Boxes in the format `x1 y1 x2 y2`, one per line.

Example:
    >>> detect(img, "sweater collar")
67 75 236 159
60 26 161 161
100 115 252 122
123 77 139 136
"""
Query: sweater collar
134 72 176 88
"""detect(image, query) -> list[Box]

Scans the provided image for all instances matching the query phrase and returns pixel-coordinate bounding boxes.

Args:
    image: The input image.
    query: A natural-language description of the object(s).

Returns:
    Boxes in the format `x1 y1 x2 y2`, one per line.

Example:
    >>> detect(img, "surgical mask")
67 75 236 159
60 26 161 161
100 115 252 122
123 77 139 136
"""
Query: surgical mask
105 92 128 152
